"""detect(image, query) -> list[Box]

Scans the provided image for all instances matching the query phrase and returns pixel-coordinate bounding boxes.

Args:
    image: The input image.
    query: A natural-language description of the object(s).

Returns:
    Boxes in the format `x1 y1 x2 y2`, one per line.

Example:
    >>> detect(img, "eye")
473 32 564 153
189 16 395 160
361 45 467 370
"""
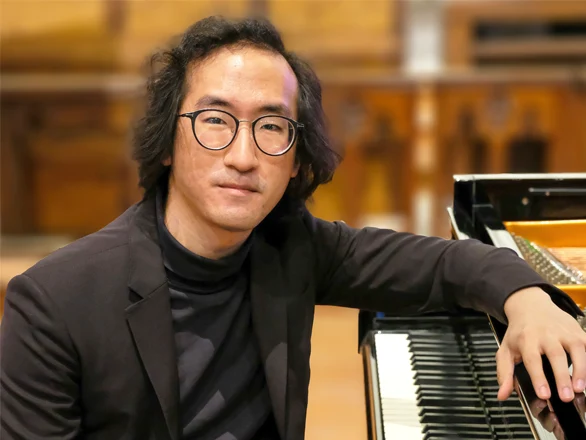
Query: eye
204 117 225 125
260 123 282 132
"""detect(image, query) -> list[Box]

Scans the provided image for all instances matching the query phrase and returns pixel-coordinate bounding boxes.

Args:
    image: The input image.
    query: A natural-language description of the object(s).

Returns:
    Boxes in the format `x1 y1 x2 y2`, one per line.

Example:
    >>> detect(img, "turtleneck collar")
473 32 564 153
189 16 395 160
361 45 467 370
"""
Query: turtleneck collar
155 182 253 288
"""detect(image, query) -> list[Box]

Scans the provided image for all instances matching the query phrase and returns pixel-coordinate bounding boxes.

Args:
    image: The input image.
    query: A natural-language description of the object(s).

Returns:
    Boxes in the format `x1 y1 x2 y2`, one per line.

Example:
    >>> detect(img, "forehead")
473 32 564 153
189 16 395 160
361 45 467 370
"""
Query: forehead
185 46 299 115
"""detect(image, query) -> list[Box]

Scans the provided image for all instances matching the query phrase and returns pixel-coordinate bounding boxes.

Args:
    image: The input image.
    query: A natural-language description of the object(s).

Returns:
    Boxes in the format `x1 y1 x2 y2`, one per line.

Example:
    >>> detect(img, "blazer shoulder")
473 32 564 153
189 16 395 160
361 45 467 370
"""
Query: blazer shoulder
294 208 351 280
299 207 350 245
23 204 138 282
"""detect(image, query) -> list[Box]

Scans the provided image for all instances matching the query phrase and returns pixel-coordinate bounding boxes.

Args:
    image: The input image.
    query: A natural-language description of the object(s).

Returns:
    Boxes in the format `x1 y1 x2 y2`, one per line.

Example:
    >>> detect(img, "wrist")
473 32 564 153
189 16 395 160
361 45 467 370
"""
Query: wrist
504 286 552 320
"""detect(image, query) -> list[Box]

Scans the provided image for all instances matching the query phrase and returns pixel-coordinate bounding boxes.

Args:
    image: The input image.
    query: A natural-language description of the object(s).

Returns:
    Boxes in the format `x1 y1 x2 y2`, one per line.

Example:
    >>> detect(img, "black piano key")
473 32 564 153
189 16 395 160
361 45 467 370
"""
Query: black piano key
422 423 534 439
414 375 498 389
423 430 533 440
408 335 460 342
417 395 483 407
411 353 469 360
416 388 490 398
491 425 535 438
420 406 527 423
471 362 498 370
468 348 500 357
421 417 493 428
409 346 468 356
412 356 496 365
490 414 536 425
413 368 497 378
419 404 487 413
491 405 528 414
410 359 475 368
420 412 492 425
423 430 494 439
408 331 461 338
416 403 526 421
421 422 497 432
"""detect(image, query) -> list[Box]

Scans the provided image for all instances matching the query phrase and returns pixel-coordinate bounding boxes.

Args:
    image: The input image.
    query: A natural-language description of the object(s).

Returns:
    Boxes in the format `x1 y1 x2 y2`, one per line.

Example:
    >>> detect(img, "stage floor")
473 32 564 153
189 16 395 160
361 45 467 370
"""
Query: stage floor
306 306 367 439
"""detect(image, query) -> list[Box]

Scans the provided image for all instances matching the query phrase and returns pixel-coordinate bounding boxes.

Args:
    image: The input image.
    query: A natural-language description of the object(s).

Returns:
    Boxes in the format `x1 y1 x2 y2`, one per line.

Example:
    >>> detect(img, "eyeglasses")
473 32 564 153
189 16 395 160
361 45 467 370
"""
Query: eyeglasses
177 109 304 156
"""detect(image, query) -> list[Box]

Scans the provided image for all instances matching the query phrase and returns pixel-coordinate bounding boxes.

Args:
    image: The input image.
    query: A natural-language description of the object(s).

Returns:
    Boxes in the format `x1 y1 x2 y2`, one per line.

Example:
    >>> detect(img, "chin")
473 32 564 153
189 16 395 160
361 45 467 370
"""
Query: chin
210 208 264 232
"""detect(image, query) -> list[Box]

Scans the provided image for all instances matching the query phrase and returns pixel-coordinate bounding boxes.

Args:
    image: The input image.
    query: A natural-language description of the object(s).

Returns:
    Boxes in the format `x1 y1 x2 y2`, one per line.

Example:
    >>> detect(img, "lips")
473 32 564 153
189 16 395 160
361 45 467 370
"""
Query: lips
218 183 258 193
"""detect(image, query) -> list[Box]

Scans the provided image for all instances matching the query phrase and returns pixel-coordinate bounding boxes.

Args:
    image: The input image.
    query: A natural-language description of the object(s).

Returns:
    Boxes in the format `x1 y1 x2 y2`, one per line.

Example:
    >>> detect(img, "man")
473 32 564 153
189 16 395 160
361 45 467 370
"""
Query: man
1 16 585 440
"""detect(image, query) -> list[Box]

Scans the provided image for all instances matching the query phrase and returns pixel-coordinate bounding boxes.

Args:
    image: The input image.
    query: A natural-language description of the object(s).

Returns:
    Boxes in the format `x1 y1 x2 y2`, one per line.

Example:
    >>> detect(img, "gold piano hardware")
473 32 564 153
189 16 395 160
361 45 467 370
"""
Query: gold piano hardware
504 220 586 310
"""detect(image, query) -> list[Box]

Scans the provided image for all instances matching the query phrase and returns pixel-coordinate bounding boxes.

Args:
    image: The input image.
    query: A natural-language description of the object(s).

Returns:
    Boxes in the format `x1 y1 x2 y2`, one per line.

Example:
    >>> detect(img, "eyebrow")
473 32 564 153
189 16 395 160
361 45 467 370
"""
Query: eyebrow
195 95 292 117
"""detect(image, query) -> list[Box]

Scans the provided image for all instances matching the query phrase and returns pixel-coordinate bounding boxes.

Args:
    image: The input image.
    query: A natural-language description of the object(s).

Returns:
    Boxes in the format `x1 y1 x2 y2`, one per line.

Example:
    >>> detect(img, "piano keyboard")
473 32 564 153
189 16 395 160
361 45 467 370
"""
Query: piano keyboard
366 318 536 439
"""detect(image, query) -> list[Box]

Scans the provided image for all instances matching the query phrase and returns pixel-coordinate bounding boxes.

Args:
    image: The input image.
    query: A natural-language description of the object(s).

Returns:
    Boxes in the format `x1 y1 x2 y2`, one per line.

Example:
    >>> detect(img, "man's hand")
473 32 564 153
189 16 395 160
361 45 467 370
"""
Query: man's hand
497 287 586 402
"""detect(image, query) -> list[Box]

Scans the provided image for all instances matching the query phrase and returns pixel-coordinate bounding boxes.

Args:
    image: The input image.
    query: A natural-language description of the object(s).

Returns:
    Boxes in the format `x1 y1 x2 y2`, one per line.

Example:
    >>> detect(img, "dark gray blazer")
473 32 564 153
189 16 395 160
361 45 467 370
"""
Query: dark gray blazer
1 197 579 440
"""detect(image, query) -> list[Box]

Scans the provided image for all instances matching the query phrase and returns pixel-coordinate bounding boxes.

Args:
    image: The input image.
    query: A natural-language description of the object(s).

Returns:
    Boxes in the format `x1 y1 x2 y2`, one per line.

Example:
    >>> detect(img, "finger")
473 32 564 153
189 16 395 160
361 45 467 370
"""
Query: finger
496 346 515 400
544 343 574 402
522 346 551 400
567 339 586 393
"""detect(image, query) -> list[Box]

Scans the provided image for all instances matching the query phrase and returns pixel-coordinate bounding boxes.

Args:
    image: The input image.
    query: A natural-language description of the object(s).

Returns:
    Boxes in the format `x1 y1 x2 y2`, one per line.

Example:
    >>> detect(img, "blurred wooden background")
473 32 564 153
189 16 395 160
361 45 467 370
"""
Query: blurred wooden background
1 1 586 438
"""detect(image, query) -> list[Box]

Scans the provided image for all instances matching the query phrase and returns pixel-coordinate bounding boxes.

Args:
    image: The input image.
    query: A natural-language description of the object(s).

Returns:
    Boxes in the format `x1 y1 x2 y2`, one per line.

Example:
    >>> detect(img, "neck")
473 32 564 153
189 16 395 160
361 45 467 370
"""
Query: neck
163 183 251 260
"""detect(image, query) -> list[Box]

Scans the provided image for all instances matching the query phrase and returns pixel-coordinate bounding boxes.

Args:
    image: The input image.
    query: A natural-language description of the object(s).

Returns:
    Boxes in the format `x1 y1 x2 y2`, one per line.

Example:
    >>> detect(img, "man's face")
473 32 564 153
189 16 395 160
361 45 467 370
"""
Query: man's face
170 46 300 232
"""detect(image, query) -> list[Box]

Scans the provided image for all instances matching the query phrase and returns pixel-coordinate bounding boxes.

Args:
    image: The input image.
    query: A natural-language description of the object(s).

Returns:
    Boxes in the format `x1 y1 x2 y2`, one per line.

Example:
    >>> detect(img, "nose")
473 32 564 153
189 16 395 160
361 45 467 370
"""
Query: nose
223 123 259 172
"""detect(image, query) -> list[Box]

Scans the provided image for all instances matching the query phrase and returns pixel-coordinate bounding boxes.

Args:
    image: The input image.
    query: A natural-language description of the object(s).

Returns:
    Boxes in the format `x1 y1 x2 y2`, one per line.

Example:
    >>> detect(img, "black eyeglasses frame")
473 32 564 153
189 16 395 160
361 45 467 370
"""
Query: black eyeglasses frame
177 108 304 157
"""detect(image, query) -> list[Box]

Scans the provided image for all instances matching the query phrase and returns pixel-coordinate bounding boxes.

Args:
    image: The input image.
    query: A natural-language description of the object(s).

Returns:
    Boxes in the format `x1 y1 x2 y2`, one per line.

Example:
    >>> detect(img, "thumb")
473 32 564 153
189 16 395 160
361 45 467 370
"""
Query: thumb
496 346 515 401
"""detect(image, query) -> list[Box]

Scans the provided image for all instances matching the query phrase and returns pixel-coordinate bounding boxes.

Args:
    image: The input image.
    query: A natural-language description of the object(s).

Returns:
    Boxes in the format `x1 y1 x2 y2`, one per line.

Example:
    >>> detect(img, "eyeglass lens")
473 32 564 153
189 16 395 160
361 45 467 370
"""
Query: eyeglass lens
193 110 295 154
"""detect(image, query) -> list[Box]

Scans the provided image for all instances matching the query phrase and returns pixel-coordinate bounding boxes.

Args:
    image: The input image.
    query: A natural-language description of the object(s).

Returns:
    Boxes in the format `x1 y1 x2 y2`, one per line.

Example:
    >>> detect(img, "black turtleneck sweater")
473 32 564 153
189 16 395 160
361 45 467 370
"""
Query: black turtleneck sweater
156 192 278 440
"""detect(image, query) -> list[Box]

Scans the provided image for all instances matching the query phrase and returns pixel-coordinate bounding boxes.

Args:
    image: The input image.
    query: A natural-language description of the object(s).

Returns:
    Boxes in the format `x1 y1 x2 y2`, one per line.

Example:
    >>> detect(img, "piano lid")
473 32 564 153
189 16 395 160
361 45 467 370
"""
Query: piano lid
451 173 586 255
453 173 586 225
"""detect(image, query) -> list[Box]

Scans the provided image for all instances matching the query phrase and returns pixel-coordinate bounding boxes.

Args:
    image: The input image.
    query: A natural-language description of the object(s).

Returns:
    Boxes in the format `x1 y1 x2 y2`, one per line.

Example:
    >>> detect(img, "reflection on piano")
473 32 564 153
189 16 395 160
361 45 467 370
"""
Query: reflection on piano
360 173 586 439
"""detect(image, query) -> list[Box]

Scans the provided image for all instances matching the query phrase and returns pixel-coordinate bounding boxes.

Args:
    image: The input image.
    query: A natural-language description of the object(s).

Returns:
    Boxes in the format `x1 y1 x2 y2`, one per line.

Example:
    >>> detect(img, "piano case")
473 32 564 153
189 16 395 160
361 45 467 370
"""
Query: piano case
360 173 586 440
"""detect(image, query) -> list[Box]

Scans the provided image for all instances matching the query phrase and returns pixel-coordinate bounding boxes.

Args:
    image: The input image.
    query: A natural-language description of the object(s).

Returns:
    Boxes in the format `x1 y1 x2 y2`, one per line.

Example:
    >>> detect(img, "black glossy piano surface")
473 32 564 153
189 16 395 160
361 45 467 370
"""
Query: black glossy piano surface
360 173 586 439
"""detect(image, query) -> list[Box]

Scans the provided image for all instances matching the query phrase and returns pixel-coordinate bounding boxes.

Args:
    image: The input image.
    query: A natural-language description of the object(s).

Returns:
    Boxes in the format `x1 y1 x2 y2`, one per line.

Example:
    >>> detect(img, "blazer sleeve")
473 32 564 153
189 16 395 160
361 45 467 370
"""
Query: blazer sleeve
306 215 581 324
1 274 81 440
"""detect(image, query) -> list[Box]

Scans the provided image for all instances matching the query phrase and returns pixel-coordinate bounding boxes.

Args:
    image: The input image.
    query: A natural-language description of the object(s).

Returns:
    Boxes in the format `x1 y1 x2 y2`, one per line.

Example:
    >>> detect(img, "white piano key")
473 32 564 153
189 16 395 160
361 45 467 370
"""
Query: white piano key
374 332 424 439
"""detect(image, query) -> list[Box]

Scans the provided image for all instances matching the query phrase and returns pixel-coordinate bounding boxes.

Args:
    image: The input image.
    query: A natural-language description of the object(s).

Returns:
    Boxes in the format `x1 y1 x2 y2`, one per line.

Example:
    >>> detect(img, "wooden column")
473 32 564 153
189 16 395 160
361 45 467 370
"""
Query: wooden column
411 83 438 236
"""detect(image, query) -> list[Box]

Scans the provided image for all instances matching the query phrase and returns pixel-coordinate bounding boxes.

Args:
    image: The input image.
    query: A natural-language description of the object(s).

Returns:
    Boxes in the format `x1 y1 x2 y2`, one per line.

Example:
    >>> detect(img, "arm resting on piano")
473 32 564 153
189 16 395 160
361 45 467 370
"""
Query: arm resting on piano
306 214 586 405
308 215 582 323
0 274 82 440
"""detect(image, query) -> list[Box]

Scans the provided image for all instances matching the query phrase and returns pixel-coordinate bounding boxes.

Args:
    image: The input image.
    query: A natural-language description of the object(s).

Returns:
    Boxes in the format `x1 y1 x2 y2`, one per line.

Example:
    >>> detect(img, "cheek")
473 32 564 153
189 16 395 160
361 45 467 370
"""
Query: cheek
173 142 211 191
263 156 297 193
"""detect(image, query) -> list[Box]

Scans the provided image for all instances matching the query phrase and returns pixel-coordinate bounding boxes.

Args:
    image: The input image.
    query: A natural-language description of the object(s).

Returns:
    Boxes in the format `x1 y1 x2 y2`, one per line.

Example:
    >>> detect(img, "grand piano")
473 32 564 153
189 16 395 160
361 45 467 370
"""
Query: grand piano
359 173 586 439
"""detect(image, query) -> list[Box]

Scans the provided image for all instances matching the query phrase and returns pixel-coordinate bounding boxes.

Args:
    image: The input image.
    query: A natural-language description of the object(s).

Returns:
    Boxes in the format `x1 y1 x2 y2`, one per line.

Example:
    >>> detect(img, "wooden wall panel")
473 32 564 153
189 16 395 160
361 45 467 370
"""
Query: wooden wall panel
555 86 586 173
29 126 131 235
0 85 138 237
0 0 105 37
1 104 33 233
0 0 116 72
33 165 127 235
1 0 400 73
445 0 586 68
433 82 586 237
311 84 414 229
119 0 249 71
268 0 399 71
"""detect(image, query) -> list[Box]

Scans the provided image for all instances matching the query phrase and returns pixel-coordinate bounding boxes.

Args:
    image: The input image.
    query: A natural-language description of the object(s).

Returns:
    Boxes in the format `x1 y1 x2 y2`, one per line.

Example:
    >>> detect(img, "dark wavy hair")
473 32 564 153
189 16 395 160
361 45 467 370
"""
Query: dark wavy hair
132 15 340 215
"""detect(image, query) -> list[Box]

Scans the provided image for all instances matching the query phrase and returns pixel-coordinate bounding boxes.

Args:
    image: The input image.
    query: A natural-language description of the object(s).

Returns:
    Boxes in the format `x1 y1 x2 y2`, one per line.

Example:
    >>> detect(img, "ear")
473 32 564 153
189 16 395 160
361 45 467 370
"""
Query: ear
162 156 172 166
290 161 300 179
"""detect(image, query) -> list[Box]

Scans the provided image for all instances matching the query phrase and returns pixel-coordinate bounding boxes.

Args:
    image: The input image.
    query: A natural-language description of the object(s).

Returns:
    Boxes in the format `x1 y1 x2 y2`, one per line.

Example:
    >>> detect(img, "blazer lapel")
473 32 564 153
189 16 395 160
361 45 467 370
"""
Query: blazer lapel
250 236 289 440
125 199 179 440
